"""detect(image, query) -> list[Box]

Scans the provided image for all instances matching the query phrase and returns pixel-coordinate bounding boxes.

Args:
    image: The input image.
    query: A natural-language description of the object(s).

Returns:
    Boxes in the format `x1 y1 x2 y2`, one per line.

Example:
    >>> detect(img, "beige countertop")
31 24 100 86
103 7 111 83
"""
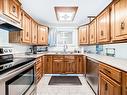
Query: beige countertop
14 52 127 72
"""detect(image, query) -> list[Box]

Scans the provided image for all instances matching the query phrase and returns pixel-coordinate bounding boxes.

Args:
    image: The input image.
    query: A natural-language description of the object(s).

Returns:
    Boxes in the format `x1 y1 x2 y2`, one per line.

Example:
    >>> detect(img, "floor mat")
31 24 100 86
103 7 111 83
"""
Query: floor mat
48 76 82 85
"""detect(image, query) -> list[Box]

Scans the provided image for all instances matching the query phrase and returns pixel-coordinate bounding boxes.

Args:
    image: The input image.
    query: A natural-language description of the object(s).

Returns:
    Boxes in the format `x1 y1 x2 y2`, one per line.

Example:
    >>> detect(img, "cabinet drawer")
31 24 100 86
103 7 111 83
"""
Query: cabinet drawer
99 64 122 83
53 56 64 60
64 56 75 60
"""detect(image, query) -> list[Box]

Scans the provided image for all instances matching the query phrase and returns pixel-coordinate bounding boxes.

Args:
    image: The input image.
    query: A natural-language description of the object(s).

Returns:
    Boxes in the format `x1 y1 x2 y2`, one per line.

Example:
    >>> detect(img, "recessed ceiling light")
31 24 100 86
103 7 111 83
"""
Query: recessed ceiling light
54 7 78 22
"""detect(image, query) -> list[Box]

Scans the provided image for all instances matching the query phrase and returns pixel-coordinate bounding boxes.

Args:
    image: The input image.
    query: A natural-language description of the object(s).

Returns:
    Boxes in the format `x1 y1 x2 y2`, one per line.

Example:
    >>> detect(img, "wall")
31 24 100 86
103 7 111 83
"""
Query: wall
0 29 30 53
83 43 127 59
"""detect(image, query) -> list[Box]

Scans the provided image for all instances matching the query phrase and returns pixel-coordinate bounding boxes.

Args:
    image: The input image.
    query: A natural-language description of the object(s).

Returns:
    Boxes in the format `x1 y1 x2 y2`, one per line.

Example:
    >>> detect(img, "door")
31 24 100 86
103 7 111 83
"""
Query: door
22 11 31 43
52 59 64 74
97 8 110 43
31 20 38 44
38 25 48 45
89 19 97 44
65 61 76 74
76 56 84 74
112 0 127 41
99 72 121 95
79 25 89 45
44 56 52 74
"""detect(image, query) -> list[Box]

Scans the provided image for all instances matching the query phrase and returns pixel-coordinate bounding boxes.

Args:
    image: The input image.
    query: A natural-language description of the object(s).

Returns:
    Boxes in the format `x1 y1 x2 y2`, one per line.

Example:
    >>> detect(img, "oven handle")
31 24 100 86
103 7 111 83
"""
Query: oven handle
0 60 36 81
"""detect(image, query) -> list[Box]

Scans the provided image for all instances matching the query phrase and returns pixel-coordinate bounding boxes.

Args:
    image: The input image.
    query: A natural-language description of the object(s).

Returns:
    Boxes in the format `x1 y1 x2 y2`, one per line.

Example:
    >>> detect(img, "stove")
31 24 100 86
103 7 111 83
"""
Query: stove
0 54 35 75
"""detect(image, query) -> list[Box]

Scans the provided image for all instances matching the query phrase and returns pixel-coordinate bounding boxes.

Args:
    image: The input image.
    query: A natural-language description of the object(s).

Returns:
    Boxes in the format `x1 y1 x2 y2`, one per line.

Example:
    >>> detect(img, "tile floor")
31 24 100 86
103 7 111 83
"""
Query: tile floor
37 75 95 95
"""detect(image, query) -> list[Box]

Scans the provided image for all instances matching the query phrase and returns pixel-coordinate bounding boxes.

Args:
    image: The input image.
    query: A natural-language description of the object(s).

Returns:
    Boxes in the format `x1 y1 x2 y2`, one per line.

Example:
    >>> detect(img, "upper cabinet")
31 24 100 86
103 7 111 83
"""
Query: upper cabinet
78 25 89 45
111 0 127 41
89 19 97 44
0 0 21 23
97 8 110 43
21 11 32 43
31 20 38 44
38 25 48 45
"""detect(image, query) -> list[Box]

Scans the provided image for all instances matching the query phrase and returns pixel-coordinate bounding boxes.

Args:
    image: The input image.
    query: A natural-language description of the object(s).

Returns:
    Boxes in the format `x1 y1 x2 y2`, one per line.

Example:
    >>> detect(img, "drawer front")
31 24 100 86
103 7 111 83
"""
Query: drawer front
64 56 75 60
53 56 64 60
99 64 122 83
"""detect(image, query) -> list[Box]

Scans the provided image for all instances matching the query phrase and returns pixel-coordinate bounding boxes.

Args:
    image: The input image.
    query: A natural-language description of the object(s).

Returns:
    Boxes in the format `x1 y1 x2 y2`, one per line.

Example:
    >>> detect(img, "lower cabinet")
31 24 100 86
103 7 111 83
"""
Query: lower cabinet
76 56 84 74
36 57 43 83
44 55 52 74
99 72 121 95
64 56 76 74
44 55 84 74
122 72 127 95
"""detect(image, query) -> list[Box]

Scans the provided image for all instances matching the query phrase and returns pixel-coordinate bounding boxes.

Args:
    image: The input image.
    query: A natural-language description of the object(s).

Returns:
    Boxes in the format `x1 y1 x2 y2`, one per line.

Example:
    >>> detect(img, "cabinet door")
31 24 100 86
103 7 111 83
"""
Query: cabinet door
52 60 64 74
79 26 89 45
122 72 127 95
112 0 127 41
89 19 97 44
76 56 84 74
99 72 121 95
3 0 21 22
31 20 37 44
97 8 110 43
65 60 76 74
22 11 31 43
44 56 52 74
38 26 48 45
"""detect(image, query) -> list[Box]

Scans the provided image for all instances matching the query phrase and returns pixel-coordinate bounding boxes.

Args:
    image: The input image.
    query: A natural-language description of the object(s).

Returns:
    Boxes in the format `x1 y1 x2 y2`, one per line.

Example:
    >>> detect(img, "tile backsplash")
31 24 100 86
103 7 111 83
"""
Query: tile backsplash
83 43 127 59
0 29 30 53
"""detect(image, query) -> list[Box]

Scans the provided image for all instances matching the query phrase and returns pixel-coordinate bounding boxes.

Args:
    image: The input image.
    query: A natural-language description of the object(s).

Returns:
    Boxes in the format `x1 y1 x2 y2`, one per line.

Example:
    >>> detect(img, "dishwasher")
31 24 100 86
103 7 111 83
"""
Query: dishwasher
86 57 99 95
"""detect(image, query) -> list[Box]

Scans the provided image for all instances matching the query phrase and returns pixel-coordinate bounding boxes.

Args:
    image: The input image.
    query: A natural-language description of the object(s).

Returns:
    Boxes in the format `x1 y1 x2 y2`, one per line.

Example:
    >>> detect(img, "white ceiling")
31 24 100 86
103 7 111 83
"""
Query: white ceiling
21 0 112 27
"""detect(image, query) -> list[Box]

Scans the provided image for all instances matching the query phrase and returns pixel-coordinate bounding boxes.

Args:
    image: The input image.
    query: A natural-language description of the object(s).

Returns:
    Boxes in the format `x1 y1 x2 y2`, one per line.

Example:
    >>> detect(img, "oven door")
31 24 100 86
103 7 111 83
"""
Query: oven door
5 64 35 95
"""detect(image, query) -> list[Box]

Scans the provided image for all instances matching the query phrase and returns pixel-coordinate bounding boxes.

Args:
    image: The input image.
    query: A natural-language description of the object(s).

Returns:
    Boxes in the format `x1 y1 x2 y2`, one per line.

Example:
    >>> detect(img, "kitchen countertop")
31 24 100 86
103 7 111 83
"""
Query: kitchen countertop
14 52 127 72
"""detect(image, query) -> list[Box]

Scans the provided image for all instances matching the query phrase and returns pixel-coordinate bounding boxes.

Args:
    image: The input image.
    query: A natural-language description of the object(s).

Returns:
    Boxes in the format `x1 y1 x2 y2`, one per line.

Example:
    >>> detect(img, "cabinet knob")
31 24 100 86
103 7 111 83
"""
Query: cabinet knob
121 21 125 30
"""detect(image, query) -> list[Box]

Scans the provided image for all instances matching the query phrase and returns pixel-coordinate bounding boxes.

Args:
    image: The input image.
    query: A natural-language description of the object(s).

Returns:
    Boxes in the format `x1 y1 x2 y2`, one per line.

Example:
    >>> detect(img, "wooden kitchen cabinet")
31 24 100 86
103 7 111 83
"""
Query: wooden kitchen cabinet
111 0 127 41
36 57 43 83
97 8 110 43
0 0 21 23
9 10 32 43
38 25 48 45
52 56 64 74
122 72 127 95
76 55 84 74
89 19 97 44
44 56 52 74
78 25 89 45
64 56 76 74
31 20 38 44
99 72 121 95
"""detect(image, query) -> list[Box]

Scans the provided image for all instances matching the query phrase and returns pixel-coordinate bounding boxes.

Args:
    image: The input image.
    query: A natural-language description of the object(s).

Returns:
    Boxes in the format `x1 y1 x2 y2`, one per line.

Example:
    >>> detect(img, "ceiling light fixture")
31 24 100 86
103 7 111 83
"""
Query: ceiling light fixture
54 7 78 22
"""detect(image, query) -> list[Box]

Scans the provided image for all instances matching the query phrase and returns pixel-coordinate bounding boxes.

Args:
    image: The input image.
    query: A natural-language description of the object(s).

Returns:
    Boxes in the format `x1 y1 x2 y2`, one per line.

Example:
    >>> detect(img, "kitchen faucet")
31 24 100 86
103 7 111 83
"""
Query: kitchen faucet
63 42 68 53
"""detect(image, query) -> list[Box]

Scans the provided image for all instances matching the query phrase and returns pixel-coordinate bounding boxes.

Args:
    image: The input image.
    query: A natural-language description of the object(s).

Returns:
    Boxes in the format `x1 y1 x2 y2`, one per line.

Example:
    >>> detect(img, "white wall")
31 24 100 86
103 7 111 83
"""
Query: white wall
83 43 127 59
0 29 30 53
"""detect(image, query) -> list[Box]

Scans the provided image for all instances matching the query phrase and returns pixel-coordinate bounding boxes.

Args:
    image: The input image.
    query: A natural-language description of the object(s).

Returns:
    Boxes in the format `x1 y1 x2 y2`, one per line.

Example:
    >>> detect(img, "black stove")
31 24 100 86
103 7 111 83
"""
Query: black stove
0 54 36 74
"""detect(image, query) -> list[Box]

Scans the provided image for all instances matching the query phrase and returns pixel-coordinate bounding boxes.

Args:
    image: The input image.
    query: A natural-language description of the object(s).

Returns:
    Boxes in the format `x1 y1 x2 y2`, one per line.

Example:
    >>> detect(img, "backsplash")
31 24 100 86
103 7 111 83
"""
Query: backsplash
0 29 30 53
83 43 127 59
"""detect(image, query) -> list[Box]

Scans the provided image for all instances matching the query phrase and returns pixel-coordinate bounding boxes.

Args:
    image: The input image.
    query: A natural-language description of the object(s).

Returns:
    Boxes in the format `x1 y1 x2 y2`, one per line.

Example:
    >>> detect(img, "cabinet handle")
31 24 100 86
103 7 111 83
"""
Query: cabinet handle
83 37 85 41
91 35 93 39
121 21 125 30
27 32 29 37
12 5 16 13
34 35 36 39
105 83 108 91
42 37 43 41
101 30 104 36
104 68 111 74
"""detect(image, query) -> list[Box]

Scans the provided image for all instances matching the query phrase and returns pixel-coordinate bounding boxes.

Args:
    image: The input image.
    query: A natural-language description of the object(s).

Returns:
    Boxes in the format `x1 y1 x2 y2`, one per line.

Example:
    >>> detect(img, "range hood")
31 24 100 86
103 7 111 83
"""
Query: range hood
0 15 22 31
